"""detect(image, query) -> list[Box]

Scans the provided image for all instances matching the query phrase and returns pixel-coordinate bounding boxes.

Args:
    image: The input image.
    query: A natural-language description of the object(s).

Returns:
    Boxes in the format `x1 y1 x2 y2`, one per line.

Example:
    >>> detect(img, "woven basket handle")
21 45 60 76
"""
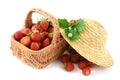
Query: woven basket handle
24 8 60 46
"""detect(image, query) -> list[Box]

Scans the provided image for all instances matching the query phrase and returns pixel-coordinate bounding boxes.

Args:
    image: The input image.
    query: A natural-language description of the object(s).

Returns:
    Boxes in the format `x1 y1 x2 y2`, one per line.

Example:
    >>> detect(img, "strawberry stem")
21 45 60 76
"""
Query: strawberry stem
32 29 39 33
49 32 53 38
64 63 67 69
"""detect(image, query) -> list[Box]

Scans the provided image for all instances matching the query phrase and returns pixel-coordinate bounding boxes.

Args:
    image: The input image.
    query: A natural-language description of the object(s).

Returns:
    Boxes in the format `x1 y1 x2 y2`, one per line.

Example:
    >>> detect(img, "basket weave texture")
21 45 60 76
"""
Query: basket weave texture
10 8 67 69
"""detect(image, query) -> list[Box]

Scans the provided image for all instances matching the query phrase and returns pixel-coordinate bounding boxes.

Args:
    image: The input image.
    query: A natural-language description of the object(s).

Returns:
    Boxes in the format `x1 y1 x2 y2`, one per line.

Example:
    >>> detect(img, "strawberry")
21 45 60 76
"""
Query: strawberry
70 53 80 63
44 32 53 41
82 67 91 76
41 32 46 41
88 62 95 67
64 62 74 72
40 20 49 31
40 32 49 42
42 38 50 48
70 19 76 26
61 54 70 63
14 31 24 41
31 24 41 31
43 32 49 38
47 26 53 33
21 28 31 36
20 36 31 46
78 60 87 69
39 27 43 32
31 31 41 42
30 42 41 50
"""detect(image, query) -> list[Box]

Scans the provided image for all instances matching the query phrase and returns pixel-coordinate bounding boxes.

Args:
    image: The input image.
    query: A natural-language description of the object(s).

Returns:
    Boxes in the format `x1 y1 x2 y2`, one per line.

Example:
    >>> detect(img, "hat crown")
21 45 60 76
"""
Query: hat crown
80 19 107 49
60 19 113 67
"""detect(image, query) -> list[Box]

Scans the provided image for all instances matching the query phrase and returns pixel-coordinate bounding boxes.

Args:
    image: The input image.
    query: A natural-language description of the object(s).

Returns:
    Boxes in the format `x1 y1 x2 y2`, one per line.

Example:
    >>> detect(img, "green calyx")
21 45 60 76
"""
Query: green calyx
58 18 85 41
37 17 52 25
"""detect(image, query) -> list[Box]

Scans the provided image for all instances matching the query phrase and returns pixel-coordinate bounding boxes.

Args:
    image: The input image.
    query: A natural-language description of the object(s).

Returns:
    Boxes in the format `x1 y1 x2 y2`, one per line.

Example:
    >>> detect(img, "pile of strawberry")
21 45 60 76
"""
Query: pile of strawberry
60 46 95 76
14 18 53 50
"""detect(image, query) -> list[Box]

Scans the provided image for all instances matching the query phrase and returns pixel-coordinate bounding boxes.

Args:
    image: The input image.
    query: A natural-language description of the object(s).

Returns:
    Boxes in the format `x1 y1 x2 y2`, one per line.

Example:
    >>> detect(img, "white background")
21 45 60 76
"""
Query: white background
0 0 120 80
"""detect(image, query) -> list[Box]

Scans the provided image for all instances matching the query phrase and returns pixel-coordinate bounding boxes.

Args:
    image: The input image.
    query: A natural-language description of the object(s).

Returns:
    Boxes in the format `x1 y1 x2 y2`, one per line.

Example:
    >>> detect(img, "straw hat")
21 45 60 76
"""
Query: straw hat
60 19 113 67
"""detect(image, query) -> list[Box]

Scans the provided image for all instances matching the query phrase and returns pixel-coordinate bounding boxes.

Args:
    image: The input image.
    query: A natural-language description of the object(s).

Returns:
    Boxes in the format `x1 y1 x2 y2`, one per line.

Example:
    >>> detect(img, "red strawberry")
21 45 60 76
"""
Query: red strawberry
70 19 76 26
20 36 31 46
43 32 49 38
39 27 43 32
40 20 49 31
31 24 41 31
41 32 46 41
21 28 31 36
78 60 87 69
70 53 80 63
47 26 53 33
88 62 95 67
41 32 49 41
64 62 74 72
42 38 50 48
14 31 24 41
82 67 91 76
61 54 70 63
30 42 41 50
31 31 41 42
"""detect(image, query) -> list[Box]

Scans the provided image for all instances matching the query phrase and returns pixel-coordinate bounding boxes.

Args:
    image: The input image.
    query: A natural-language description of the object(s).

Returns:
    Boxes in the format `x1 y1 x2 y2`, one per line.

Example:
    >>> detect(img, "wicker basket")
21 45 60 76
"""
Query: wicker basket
10 8 67 69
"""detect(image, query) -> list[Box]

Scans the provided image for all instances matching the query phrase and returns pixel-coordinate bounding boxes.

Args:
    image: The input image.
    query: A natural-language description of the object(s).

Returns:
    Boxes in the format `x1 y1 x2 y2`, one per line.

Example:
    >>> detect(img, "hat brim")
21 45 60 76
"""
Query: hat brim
59 19 113 67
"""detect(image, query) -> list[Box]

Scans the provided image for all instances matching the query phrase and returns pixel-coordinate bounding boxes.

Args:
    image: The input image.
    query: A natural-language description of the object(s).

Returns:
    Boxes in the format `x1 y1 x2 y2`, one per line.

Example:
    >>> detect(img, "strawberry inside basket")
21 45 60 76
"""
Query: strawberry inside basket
10 8 67 69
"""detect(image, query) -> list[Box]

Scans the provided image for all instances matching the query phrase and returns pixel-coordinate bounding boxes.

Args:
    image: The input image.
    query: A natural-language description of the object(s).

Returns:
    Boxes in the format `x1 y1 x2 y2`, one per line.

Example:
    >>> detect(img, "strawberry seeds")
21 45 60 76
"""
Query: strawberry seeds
14 18 53 50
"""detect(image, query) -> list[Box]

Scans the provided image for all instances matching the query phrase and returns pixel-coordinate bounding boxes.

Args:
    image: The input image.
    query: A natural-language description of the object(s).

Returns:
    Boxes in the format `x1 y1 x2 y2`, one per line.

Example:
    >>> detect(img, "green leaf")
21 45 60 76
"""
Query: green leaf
58 18 85 41
49 32 53 38
75 18 85 32
58 19 69 29
37 20 41 25
65 28 79 41
67 46 76 54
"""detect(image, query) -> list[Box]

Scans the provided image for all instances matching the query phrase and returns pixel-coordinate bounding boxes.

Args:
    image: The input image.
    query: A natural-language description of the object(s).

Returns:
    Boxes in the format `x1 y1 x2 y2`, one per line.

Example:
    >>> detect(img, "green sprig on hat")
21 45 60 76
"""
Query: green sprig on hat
58 18 85 41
